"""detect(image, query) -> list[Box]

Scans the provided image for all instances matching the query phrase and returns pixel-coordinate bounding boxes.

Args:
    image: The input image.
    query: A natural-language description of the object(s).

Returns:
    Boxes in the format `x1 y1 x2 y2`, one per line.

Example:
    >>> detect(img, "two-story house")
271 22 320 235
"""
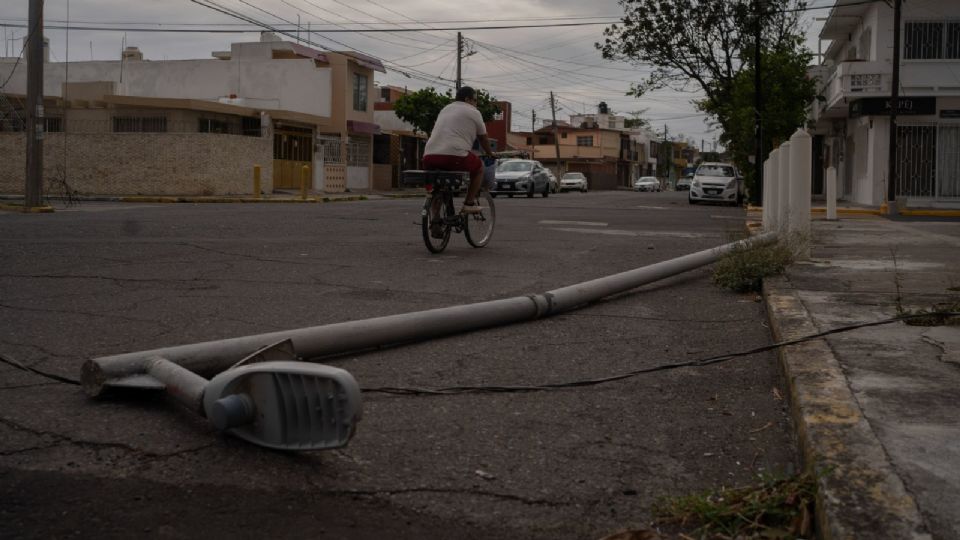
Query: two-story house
0 33 384 196
809 0 960 208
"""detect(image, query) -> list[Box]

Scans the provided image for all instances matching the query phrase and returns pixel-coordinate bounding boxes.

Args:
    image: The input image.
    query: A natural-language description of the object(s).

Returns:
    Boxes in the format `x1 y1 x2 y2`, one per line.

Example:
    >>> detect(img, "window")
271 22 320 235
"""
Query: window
526 137 532 145
241 116 261 137
576 136 593 146
904 21 960 60
113 116 167 132
198 118 230 134
608 120 616 129
353 73 368 111
561 132 567 139
44 117 63 133
539 136 548 144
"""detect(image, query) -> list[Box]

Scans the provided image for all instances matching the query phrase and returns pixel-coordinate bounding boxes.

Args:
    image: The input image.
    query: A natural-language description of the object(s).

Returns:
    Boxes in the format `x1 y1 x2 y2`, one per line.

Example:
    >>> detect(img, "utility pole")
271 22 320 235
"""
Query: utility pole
549 92 562 175
886 0 902 215
456 32 463 91
531 109 536 159
752 0 763 207
25 0 44 208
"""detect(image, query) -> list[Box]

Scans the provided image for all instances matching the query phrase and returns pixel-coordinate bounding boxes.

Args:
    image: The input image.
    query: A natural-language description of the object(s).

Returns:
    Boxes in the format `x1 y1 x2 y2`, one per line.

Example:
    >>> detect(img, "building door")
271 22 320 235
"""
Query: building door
938 125 960 198
896 125 936 198
273 126 313 189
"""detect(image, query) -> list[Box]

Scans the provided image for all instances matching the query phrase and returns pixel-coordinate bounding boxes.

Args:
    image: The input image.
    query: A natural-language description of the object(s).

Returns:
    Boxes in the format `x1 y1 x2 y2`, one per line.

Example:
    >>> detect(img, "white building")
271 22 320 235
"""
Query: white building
0 33 385 195
809 0 960 208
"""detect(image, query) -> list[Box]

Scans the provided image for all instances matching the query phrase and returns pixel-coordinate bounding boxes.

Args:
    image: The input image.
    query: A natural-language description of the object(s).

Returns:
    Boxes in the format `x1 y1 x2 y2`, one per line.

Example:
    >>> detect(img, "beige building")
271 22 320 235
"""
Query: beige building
0 33 385 197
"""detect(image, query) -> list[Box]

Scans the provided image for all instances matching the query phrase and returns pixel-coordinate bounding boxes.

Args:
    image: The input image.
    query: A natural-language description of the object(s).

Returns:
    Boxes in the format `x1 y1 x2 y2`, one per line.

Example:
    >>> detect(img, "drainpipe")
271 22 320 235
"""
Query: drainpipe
82 232 778 397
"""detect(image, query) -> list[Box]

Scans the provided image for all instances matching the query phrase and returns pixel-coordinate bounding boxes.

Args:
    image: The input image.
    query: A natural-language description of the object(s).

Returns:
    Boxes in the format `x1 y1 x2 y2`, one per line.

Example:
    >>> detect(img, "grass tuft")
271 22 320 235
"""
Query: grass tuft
713 241 794 293
654 473 817 539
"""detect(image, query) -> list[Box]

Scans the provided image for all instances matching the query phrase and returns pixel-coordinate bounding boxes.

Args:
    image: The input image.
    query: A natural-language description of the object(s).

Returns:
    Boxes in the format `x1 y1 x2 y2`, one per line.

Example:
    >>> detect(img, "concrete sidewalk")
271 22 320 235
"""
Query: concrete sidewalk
763 215 960 539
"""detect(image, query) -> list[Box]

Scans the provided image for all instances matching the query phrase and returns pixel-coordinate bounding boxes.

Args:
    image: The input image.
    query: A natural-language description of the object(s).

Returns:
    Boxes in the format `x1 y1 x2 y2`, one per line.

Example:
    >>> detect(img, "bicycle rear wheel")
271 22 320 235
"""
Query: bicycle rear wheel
421 194 452 253
464 191 496 248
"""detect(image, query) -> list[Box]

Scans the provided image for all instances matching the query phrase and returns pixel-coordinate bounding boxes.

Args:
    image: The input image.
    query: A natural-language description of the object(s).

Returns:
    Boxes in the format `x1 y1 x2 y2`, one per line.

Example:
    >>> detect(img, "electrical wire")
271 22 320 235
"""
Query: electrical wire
6 312 956 395
361 311 960 397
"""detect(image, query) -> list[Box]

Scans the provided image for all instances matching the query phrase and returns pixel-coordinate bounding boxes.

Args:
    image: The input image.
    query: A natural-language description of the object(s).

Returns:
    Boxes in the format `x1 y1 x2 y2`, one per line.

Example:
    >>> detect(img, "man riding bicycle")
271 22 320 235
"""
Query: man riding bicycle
422 86 496 214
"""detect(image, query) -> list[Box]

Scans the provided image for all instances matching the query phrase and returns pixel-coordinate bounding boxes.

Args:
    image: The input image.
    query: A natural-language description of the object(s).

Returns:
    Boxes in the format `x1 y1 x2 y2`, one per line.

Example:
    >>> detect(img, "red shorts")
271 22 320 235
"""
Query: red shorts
422 153 482 174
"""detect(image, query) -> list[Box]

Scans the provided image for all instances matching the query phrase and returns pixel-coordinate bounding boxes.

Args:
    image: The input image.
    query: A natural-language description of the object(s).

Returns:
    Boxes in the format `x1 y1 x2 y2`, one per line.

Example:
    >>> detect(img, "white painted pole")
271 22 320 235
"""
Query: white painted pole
762 156 773 231
826 166 838 221
789 128 812 237
767 148 780 232
777 141 791 232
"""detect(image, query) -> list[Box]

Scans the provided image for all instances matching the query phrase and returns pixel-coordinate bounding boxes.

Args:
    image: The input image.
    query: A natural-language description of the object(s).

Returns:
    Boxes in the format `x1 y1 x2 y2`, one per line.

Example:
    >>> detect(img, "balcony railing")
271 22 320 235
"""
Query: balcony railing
817 60 891 117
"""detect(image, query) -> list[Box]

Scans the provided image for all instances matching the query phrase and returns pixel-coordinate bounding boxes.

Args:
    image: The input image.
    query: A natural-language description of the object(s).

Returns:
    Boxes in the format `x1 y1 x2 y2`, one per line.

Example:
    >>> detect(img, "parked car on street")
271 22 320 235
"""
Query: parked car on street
544 168 559 193
633 176 661 192
676 175 693 191
491 159 552 198
689 162 743 206
559 172 588 193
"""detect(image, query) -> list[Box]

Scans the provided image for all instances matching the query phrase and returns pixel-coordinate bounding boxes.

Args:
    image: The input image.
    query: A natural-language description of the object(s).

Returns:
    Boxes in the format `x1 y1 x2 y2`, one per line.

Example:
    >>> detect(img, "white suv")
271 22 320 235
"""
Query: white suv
688 162 742 206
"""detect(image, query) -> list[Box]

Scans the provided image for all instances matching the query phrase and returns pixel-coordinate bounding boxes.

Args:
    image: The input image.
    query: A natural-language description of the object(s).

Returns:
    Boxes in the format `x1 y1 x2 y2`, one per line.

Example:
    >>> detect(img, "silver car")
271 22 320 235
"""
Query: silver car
689 162 743 206
559 172 588 193
633 176 660 192
492 159 552 198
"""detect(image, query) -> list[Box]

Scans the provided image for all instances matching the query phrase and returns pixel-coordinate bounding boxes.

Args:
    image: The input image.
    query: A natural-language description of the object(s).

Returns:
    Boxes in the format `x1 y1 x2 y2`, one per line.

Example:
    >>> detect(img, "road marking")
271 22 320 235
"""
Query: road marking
539 220 607 227
547 227 716 239
710 215 748 220
632 205 668 210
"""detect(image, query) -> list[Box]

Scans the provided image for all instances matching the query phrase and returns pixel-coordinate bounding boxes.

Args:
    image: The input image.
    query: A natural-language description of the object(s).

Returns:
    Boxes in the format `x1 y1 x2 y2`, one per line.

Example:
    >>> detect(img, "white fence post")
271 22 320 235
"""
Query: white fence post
789 128 812 259
826 166 838 221
777 141 791 232
762 156 773 231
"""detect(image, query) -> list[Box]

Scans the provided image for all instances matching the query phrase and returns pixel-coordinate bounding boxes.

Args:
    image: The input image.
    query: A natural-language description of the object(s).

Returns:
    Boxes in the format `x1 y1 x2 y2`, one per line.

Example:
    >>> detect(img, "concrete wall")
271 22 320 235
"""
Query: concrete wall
0 132 272 196
0 55 332 117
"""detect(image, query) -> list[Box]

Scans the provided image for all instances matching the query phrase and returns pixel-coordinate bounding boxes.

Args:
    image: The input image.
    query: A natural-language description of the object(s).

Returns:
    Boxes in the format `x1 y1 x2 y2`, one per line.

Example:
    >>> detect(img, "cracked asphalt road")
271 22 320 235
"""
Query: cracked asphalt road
0 191 796 539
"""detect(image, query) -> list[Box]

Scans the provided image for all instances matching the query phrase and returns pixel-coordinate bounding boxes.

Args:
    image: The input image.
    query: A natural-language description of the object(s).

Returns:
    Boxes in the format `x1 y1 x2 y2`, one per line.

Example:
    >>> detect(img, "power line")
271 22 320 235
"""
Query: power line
0 20 622 33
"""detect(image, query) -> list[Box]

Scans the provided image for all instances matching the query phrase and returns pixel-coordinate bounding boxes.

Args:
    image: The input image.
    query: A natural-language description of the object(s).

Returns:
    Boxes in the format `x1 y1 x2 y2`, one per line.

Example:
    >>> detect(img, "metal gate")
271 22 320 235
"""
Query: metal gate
938 125 960 198
896 124 936 198
273 126 313 189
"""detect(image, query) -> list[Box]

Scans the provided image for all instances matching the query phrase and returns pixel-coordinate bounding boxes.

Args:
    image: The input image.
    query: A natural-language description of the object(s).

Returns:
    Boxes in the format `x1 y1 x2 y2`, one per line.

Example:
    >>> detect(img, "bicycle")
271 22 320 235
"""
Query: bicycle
401 169 496 254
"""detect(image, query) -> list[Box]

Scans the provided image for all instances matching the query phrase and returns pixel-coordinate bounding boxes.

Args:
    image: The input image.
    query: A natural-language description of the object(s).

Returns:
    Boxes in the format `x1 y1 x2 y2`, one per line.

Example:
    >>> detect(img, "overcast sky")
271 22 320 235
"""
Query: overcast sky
1 0 829 148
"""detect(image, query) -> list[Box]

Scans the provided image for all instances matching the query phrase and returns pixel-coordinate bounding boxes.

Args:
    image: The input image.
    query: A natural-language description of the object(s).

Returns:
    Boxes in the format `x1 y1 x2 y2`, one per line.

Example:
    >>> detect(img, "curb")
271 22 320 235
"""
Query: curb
0 203 55 213
763 276 931 540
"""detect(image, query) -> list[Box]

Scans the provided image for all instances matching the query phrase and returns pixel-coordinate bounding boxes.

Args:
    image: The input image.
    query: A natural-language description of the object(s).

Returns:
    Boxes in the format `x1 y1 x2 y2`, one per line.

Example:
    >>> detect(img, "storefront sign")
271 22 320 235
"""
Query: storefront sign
941 109 960 119
849 97 936 118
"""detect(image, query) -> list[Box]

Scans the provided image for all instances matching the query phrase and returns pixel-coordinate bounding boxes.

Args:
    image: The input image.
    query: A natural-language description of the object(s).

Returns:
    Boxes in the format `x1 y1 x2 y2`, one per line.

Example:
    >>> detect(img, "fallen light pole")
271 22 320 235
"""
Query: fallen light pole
82 232 778 450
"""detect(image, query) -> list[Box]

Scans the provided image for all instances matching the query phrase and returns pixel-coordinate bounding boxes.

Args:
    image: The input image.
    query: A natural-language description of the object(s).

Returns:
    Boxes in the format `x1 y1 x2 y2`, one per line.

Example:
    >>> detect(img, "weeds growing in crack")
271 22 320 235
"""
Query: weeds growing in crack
712 238 796 294
653 472 817 538
889 247 960 326
44 165 81 208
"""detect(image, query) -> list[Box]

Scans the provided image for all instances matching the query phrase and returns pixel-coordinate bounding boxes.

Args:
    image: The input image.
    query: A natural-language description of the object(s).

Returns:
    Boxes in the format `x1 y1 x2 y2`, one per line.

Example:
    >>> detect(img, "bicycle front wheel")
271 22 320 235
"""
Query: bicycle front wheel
464 191 496 248
421 195 452 253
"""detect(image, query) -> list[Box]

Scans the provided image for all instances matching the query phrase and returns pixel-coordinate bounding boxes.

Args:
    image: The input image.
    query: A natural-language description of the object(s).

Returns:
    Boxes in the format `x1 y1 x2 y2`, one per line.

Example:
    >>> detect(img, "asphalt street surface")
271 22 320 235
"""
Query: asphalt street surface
0 190 796 539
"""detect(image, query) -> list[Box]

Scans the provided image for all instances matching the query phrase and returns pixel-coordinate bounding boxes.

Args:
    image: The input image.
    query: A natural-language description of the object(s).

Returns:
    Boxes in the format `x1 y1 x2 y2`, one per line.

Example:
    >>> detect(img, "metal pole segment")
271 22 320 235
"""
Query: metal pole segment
81 234 778 395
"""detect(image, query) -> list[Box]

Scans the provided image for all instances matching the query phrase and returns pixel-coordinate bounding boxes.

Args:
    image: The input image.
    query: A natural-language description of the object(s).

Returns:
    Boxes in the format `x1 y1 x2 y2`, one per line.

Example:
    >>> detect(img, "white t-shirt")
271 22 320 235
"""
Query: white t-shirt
423 101 487 157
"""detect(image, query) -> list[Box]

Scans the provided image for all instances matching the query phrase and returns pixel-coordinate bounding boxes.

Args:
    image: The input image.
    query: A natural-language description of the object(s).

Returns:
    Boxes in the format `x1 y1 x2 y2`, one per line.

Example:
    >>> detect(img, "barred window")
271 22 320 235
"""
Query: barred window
347 137 370 167
198 118 230 134
353 73 368 112
576 136 594 147
45 117 63 133
241 116 261 137
113 116 167 132
904 21 960 60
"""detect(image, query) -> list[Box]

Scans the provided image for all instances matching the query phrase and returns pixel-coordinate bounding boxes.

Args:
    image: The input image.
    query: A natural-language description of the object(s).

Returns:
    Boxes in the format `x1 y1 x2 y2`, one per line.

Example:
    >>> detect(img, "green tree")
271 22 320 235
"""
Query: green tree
393 87 500 135
598 0 816 194
700 42 818 192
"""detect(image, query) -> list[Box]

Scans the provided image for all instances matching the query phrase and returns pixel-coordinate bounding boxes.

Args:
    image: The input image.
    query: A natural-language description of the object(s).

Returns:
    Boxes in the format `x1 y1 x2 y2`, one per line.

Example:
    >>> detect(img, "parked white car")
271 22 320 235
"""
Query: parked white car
689 162 743 206
559 172 588 193
633 176 661 192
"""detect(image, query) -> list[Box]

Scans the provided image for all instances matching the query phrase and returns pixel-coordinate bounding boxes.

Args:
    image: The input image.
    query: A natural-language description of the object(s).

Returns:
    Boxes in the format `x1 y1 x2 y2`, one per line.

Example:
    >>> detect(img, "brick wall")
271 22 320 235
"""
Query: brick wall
0 132 273 196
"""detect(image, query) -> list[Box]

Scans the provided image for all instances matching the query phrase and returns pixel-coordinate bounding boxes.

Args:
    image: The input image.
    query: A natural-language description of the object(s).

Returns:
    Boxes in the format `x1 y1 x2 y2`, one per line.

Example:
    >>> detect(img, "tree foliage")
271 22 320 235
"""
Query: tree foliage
700 43 817 190
598 0 816 195
393 87 500 135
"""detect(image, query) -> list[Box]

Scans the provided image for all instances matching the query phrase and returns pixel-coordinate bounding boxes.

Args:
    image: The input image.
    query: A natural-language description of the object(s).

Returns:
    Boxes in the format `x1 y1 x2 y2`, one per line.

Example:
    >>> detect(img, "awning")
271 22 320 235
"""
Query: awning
348 120 381 135
336 51 387 73
288 43 329 62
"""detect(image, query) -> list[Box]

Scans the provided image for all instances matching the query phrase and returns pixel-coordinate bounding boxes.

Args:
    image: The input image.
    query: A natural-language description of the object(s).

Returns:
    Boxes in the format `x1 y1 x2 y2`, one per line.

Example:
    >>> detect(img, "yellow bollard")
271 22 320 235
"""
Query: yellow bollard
253 165 262 199
301 165 310 200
